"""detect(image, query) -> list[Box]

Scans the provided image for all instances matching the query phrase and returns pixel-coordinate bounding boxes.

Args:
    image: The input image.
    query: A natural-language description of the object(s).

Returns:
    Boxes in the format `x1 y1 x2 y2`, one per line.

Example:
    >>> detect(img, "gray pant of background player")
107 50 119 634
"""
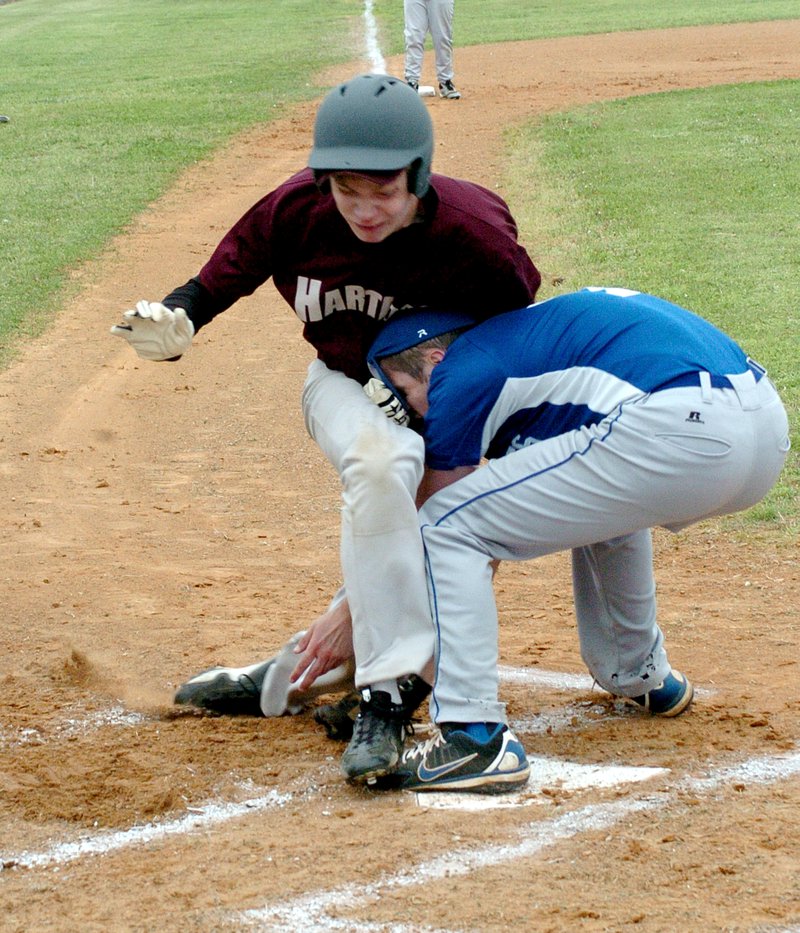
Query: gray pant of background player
404 0 456 85
418 369 790 725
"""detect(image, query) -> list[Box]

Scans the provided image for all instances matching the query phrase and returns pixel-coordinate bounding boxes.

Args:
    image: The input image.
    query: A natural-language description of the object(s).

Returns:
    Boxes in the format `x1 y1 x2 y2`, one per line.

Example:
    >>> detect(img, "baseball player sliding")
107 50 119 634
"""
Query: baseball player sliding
111 73 541 786
365 287 789 793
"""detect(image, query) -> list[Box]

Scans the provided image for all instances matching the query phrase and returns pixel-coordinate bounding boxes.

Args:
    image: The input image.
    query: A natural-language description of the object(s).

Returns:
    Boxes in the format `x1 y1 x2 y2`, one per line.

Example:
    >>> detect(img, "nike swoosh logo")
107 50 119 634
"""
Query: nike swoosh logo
417 752 478 782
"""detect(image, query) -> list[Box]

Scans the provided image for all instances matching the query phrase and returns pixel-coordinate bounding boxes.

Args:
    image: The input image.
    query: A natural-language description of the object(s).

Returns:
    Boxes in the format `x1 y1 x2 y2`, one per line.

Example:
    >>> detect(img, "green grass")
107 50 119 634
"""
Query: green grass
373 0 800 49
504 80 799 534
3 0 797 363
0 0 358 360
1 0 798 531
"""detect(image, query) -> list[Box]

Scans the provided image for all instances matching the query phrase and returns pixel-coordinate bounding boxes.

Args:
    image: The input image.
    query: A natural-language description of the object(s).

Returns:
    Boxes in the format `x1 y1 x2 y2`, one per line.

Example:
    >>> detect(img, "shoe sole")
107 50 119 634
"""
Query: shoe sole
342 749 402 786
173 662 271 714
404 763 531 795
345 767 396 787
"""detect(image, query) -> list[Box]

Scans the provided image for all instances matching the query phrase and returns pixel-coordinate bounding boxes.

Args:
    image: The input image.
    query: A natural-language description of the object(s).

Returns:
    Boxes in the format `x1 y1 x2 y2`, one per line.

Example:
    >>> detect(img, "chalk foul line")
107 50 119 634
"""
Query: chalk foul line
0 786 295 872
234 747 800 931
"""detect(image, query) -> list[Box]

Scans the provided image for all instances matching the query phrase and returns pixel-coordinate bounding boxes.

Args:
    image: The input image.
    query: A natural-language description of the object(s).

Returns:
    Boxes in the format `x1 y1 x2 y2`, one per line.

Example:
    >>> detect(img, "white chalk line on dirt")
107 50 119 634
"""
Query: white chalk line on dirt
362 0 386 73
237 800 660 932
501 664 714 736
0 666 714 873
234 747 800 932
500 664 596 690
0 786 294 872
0 748 663 874
499 663 714 697
0 704 146 749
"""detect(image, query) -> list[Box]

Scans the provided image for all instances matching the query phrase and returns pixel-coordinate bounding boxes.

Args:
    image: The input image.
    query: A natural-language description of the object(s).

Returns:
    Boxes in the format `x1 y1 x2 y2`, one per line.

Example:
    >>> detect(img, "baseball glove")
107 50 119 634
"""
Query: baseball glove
363 377 410 426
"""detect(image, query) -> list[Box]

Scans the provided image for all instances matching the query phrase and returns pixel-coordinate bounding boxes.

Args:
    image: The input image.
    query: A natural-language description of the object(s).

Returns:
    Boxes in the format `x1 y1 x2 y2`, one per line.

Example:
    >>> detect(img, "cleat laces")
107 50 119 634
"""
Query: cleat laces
401 728 444 764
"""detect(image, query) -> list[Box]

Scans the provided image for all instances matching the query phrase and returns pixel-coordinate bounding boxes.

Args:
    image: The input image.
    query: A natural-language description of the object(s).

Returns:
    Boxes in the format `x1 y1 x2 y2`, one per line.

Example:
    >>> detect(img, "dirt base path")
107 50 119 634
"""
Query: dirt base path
1 20 799 933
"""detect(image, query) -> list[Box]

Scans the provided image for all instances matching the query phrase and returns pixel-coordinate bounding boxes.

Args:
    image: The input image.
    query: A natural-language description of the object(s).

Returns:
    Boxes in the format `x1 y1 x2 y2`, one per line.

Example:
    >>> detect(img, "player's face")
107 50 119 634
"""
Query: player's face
329 172 419 243
385 362 436 417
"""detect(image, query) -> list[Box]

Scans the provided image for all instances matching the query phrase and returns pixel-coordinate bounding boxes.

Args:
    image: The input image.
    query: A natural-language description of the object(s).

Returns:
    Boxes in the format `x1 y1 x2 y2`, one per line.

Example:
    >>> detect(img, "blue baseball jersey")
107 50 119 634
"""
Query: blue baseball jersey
423 287 753 470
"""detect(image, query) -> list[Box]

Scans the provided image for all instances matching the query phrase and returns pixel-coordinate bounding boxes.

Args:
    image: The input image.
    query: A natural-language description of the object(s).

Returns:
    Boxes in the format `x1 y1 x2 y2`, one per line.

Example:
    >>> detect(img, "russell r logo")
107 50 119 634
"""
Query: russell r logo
686 411 704 424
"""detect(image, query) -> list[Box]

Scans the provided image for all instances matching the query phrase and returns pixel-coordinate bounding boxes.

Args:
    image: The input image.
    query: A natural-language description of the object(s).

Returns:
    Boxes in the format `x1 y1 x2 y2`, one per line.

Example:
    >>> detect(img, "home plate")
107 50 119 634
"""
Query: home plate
414 757 668 810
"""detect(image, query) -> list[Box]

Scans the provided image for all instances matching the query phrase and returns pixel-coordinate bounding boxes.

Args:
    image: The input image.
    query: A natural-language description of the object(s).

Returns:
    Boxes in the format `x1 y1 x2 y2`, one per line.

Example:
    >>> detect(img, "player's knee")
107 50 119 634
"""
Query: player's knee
341 423 423 494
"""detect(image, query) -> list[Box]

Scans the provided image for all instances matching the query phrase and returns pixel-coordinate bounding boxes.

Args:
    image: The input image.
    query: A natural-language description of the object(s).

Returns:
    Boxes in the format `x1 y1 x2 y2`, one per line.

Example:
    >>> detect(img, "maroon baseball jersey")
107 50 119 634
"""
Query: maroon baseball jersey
164 169 540 382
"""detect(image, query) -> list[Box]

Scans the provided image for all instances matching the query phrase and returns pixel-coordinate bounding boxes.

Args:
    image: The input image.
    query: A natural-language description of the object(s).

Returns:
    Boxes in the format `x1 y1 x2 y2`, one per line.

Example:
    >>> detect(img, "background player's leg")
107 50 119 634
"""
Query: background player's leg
403 0 428 85
428 0 455 84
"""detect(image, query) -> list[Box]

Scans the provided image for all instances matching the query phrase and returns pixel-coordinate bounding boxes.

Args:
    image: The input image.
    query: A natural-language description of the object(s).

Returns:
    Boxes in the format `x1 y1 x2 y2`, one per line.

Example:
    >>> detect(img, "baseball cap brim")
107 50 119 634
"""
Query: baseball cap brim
367 307 478 395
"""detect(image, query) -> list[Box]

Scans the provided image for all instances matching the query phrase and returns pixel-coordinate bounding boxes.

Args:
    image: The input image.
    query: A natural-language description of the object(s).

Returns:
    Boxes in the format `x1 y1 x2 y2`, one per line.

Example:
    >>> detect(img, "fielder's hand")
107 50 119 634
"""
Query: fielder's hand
364 377 410 426
111 300 195 361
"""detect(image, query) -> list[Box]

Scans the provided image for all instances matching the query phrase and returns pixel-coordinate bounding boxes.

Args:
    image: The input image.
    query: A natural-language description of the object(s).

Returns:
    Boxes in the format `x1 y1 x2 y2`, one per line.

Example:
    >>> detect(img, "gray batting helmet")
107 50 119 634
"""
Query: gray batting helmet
308 73 434 198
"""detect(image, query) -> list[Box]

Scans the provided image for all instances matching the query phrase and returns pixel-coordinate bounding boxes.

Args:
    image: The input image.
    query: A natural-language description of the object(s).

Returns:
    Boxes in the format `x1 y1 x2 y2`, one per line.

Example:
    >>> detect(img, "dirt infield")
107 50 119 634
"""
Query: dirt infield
1 20 799 933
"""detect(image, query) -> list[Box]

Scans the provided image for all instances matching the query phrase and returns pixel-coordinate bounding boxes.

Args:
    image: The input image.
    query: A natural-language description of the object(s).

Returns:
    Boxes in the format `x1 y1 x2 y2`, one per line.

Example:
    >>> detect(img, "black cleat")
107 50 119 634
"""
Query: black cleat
173 658 275 715
341 689 412 784
314 691 362 740
316 674 430 742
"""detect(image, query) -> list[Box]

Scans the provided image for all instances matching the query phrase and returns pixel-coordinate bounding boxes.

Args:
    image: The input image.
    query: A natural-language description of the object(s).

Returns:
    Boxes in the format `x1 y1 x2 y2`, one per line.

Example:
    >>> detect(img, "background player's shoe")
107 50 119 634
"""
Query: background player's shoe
315 674 431 741
406 78 419 92
438 80 461 99
173 658 274 715
395 723 530 794
340 688 411 784
630 670 694 716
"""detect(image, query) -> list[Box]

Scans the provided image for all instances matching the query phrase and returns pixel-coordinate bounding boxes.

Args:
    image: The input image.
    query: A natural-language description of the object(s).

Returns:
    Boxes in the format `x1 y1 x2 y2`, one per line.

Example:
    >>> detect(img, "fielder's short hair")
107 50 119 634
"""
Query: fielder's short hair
378 330 463 380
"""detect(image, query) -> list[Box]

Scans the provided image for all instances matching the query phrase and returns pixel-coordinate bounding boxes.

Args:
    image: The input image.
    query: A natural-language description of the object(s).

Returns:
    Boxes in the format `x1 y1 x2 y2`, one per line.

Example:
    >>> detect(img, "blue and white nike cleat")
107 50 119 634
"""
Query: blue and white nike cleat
630 669 694 717
395 723 530 794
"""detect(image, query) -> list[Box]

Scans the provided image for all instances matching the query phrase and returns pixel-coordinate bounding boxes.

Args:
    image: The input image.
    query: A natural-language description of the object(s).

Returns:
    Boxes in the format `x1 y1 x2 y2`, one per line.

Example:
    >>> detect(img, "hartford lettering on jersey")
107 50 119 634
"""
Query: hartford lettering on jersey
294 277 396 323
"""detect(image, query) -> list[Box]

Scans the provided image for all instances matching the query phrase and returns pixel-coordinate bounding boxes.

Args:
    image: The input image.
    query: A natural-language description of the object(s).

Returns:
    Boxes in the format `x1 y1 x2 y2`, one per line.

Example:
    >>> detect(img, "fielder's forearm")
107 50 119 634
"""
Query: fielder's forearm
416 464 476 507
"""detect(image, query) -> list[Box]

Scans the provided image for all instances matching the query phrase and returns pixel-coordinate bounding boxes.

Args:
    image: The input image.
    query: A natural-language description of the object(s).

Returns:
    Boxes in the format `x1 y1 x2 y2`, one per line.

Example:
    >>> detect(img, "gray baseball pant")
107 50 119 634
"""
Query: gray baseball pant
404 0 456 84
418 371 790 724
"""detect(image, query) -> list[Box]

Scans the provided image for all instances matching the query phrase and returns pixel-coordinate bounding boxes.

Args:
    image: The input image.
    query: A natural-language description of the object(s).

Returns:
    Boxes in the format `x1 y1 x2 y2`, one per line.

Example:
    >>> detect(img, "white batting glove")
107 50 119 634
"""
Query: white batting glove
110 300 195 361
364 377 410 426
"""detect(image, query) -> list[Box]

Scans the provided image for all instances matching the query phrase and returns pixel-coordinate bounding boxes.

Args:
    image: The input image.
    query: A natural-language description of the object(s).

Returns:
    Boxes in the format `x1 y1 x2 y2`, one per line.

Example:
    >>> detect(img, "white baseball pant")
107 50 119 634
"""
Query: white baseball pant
302 359 434 688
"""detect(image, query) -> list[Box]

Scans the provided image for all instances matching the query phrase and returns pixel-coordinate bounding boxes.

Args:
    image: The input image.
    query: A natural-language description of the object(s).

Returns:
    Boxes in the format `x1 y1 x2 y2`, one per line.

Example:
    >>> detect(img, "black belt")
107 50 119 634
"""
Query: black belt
657 357 765 392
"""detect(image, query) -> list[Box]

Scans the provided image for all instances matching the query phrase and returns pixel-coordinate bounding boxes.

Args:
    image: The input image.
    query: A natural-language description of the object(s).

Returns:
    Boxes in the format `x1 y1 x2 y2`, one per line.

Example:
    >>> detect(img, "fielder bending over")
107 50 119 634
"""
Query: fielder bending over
365 287 789 793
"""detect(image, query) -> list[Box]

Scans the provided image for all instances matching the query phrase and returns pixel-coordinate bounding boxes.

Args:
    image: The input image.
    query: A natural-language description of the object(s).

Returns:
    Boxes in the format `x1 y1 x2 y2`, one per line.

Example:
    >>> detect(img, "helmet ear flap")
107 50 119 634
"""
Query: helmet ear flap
313 171 332 193
406 158 427 198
